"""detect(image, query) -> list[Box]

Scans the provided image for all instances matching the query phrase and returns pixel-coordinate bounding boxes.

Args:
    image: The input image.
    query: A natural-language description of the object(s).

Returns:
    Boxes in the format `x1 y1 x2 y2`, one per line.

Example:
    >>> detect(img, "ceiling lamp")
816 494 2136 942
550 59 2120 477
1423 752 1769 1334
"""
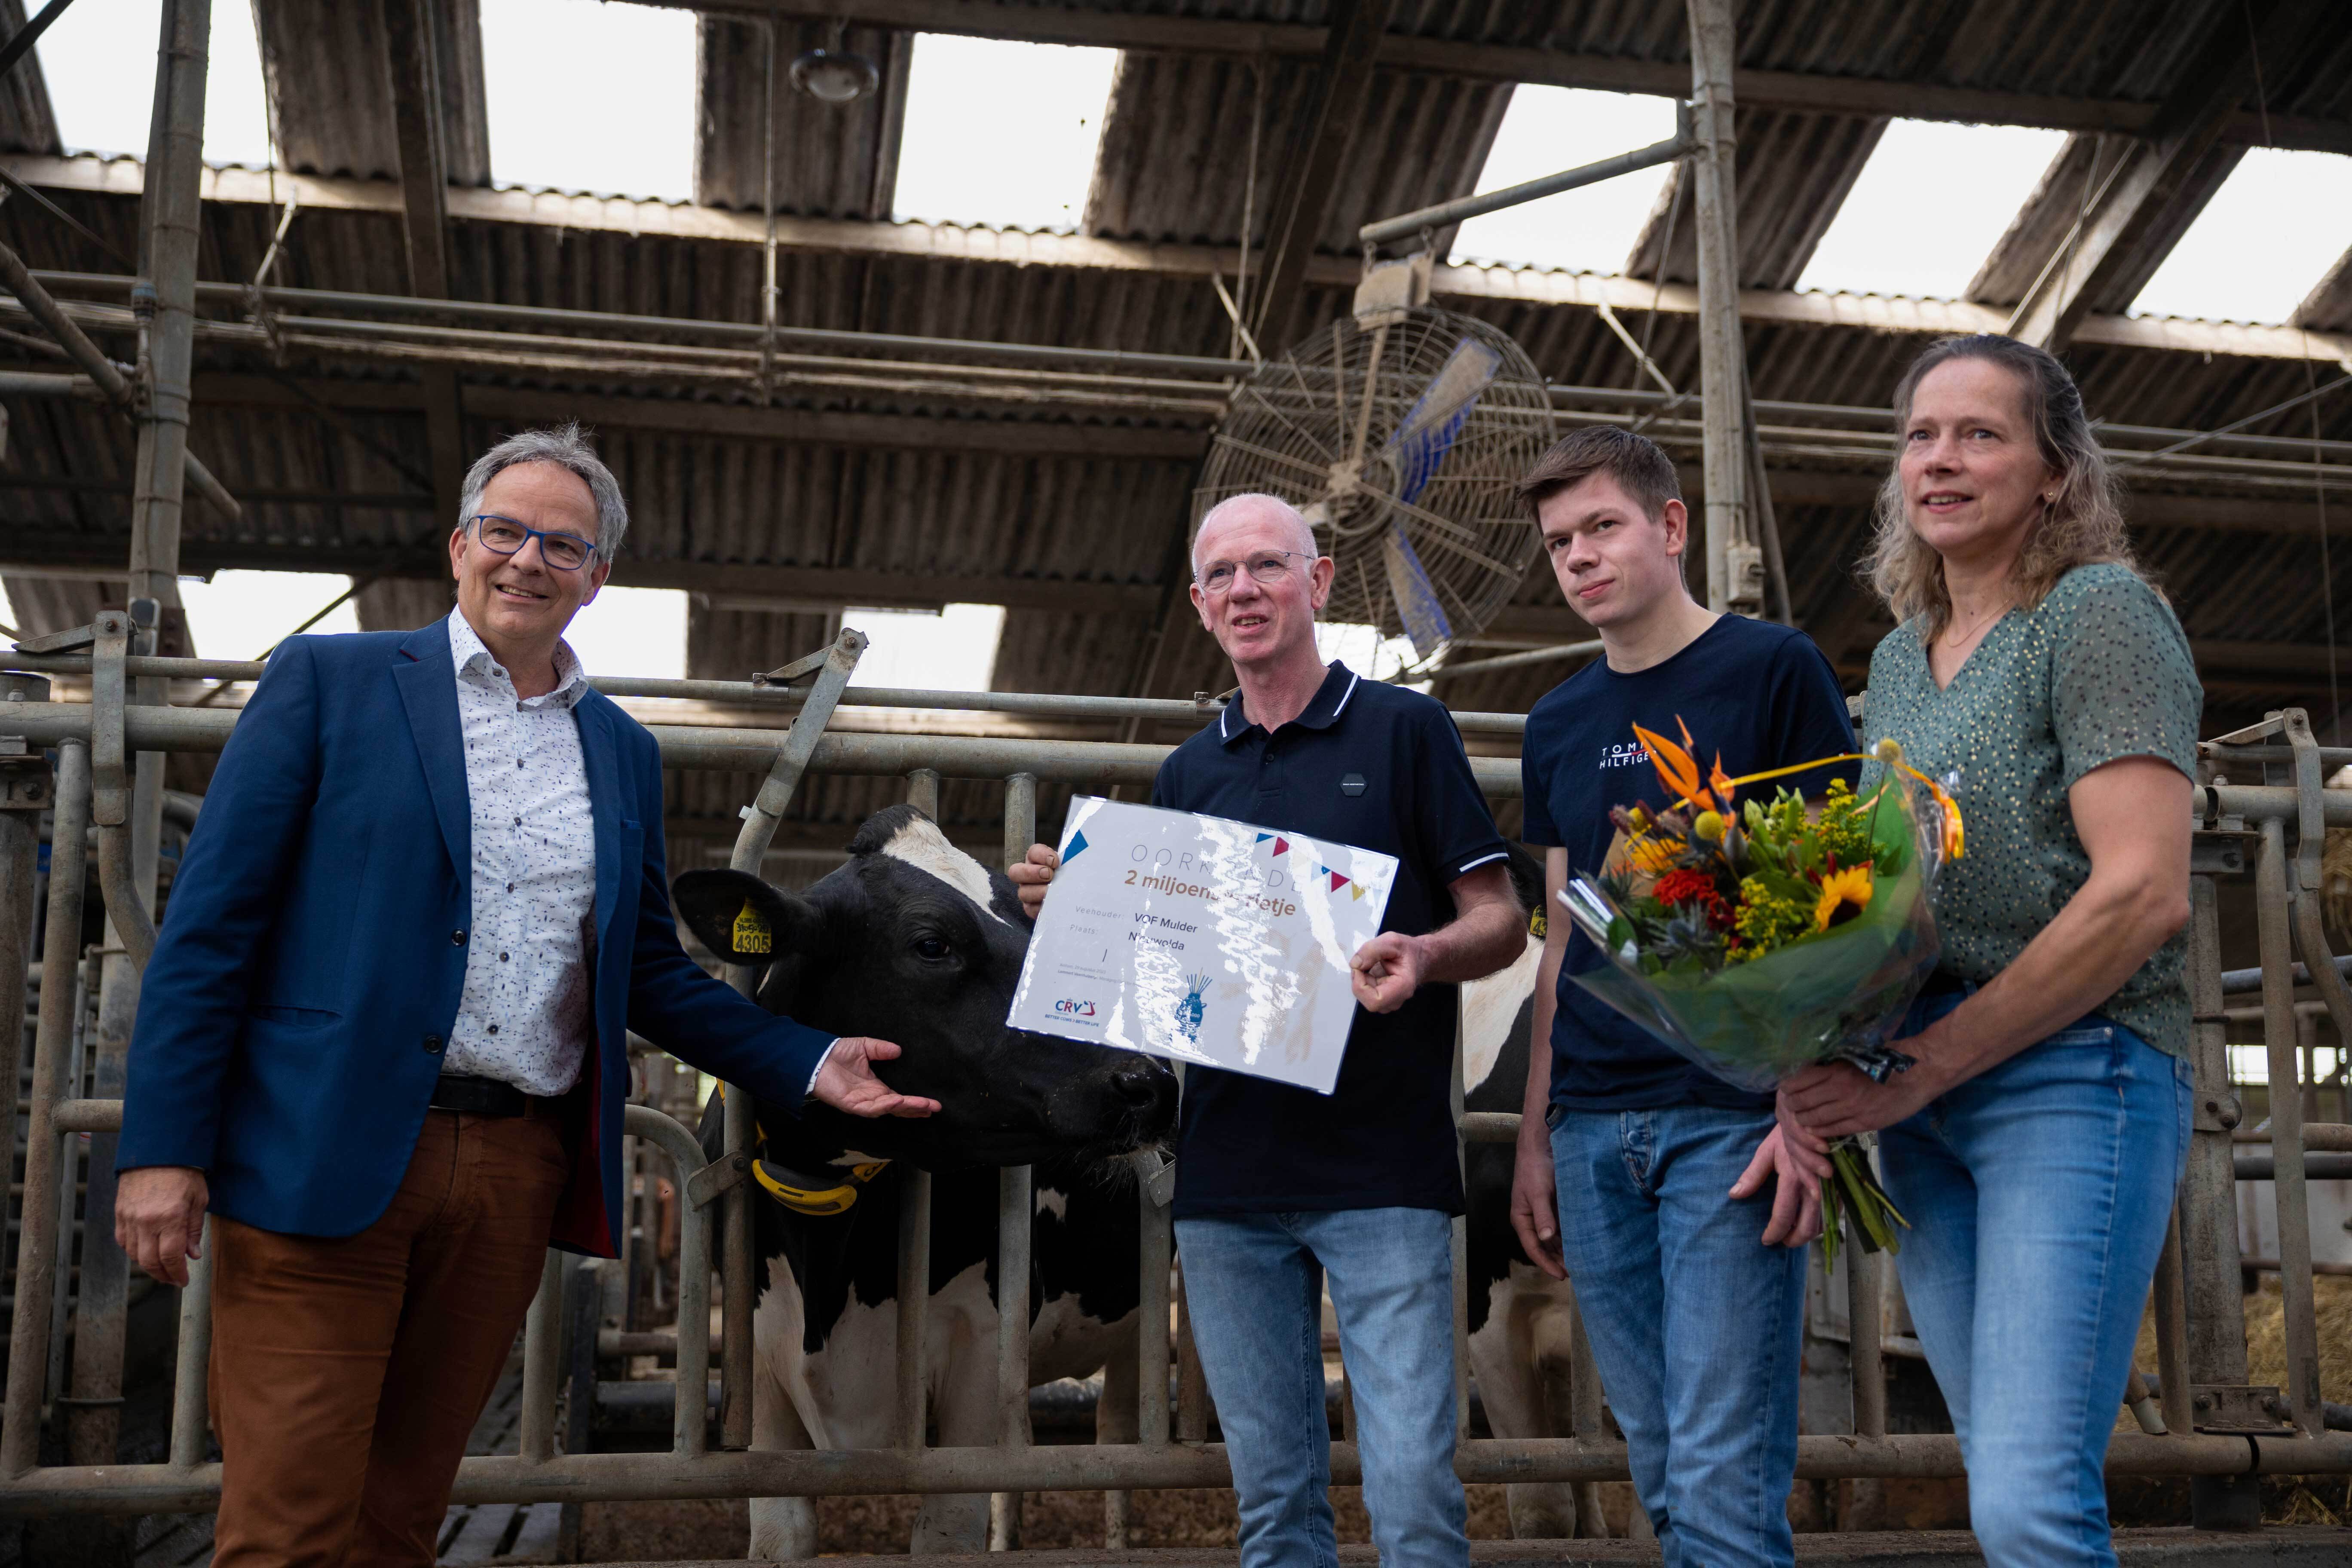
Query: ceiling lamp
792 23 879 105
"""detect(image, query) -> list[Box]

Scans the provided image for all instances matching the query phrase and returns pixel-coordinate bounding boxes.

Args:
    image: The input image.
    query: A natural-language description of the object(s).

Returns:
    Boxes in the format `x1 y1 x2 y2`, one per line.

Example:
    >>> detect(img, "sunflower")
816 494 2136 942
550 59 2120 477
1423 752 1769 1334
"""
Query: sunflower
1813 864 1874 931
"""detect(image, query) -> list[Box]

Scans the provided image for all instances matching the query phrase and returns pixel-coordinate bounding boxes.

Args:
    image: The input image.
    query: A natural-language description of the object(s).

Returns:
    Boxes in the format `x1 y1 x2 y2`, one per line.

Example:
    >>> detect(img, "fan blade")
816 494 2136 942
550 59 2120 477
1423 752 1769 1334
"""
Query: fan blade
1382 524 1454 659
1386 337 1502 506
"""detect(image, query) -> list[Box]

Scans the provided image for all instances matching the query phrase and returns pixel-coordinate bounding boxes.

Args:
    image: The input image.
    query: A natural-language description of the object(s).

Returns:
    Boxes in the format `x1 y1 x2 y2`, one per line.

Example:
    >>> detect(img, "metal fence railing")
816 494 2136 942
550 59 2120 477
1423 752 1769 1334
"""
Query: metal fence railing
0 631 2347 1525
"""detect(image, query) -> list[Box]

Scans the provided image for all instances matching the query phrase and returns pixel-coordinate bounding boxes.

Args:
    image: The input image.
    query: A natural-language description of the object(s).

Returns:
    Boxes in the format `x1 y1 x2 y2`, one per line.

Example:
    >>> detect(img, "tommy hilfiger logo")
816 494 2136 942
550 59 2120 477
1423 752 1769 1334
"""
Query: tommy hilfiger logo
1599 742 1649 770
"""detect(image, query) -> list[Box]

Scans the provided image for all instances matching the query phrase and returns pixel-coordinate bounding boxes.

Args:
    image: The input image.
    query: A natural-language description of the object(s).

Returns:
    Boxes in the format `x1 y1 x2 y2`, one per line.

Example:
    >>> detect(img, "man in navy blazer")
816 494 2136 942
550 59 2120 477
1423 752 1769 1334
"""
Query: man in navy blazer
113 424 934 1566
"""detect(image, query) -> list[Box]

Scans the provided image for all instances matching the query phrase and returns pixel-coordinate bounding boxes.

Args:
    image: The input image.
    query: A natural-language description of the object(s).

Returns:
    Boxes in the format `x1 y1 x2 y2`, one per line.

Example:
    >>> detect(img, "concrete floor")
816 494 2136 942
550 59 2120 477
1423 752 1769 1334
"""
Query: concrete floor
595 1526 2351 1567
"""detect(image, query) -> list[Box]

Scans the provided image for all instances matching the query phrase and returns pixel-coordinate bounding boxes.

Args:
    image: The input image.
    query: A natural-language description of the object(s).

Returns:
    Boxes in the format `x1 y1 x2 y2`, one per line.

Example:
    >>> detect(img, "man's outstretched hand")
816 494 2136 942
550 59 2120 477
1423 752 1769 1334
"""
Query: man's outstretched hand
117 1165 209 1287
812 1036 941 1118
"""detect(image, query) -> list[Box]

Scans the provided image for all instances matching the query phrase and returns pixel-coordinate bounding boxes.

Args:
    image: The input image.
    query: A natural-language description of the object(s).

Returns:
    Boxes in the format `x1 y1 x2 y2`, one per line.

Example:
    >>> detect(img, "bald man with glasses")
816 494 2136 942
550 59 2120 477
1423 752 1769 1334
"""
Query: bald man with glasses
113 424 937 1567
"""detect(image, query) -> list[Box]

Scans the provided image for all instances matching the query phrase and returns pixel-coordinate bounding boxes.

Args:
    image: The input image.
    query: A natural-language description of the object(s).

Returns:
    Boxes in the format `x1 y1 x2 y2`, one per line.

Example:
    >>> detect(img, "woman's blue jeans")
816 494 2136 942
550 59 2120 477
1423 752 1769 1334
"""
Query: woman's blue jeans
1882 991 2193 1567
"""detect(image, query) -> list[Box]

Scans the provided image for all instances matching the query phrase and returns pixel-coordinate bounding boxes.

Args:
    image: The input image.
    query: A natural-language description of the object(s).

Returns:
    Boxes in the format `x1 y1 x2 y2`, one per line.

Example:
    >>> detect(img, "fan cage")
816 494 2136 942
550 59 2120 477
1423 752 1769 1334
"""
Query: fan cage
1194 307 1556 671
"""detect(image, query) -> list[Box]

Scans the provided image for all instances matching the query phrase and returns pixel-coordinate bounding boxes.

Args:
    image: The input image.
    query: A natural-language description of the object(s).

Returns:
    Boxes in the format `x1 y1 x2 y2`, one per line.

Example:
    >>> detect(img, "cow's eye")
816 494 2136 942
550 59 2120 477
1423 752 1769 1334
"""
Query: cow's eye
912 935 953 963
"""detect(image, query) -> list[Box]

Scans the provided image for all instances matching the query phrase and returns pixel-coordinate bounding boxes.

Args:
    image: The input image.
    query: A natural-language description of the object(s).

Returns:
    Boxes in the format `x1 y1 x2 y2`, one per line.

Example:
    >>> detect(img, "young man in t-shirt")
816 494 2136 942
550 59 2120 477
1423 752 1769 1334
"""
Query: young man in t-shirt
1508 429 1855 1567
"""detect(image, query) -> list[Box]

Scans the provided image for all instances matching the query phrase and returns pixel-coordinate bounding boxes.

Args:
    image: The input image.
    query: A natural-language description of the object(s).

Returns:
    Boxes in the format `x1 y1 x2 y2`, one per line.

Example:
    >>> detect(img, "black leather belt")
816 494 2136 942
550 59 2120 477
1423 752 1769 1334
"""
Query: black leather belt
429 1073 530 1118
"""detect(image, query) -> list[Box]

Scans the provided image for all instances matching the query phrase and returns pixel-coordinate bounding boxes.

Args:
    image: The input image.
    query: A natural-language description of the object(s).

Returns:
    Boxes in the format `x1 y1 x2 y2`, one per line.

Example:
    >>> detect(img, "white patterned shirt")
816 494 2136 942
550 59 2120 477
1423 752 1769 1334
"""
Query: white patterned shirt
443 611 597 1096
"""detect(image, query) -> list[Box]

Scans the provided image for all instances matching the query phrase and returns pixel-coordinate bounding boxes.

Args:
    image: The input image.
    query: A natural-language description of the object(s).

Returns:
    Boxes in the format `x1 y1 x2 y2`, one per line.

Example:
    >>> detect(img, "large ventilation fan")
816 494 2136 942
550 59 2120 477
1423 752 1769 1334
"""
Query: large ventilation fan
1195 297 1554 676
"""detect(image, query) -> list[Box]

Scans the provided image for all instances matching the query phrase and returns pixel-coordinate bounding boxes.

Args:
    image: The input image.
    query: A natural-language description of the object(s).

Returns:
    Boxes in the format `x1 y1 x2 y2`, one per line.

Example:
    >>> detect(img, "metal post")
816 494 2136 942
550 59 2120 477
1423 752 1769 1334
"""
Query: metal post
520 1251 567 1462
896 1170 933 1450
1564 1290 1608 1536
2255 818 2323 1436
2152 1210 2193 1437
98 41 213 1484
128 0 210 614
166 1218 213 1468
557 1257 603 1559
0 740 89 1477
2183 872 2259 1528
907 768 941 821
1684 0 1756 614
1173 1262 1209 1443
991 775 1036 1551
717 631 865 1450
621 1104 709 1458
1849 1250 1885 1440
0 674 51 1142
1844 1245 1887 1529
1449 1016 1470 1440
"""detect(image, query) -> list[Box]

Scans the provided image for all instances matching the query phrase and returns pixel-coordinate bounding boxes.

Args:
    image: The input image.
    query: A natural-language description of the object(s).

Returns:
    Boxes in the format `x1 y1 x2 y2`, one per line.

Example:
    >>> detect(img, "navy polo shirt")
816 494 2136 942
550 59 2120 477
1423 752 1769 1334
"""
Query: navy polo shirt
1151 662 1511 1219
1521 615 1857 1115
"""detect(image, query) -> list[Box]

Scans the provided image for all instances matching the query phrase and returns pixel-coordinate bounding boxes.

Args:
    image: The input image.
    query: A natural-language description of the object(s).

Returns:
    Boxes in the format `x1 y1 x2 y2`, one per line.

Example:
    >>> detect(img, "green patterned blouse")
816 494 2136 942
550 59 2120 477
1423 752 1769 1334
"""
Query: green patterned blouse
1860 563 2203 1058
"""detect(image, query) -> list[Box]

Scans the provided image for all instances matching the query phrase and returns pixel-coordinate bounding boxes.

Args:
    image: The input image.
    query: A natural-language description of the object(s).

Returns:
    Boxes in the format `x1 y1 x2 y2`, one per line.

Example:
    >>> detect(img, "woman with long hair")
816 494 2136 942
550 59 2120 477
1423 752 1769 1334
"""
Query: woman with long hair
1781 334 2202 1566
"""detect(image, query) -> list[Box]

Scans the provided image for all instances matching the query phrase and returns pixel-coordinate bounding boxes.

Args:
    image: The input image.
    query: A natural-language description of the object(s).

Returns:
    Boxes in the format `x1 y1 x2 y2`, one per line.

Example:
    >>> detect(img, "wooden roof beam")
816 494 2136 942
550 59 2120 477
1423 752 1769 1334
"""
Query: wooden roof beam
2004 0 2334 351
1246 0 1396 349
379 0 466 531
651 0 2352 153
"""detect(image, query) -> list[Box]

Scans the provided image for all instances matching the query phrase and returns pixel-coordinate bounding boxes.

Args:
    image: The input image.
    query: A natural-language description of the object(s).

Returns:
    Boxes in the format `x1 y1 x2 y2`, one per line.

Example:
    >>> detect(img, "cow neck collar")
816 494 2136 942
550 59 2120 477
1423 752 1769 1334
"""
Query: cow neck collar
717 1081 893 1218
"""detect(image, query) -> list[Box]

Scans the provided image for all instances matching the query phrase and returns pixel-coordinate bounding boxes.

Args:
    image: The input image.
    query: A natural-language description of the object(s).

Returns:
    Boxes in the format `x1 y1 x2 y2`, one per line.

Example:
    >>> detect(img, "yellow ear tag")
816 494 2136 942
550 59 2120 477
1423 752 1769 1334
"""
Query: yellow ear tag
732 898 773 957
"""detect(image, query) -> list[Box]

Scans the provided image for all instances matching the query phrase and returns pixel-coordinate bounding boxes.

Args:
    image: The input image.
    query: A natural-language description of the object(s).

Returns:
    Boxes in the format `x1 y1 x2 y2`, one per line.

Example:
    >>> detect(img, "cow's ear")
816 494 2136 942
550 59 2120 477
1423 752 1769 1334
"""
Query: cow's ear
671 870 821 966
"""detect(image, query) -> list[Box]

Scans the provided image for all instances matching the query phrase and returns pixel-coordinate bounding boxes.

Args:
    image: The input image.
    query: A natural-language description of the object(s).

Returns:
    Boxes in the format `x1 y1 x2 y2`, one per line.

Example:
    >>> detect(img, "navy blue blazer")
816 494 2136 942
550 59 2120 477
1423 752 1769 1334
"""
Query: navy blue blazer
117 622 836 1253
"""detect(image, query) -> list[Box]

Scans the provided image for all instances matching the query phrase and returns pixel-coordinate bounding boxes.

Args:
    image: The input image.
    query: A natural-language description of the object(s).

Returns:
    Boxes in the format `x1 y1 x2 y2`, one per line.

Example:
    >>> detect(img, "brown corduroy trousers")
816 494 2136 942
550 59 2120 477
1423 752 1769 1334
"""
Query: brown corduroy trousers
207 1107 570 1568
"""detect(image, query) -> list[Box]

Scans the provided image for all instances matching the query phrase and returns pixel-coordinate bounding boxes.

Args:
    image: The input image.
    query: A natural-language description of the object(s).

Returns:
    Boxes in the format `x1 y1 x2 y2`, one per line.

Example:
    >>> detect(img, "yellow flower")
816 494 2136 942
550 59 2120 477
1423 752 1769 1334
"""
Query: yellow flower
1629 835 1680 875
1813 864 1874 931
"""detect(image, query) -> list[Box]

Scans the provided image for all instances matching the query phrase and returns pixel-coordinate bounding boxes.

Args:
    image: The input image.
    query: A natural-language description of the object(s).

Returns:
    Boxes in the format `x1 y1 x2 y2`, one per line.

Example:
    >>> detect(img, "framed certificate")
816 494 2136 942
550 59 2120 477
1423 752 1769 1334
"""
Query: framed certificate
1006 796 1399 1093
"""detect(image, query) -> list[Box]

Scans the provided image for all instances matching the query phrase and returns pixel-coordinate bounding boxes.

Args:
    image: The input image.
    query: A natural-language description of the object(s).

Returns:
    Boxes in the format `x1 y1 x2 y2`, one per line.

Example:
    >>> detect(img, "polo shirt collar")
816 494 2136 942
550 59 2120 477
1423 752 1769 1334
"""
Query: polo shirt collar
1217 661 1361 746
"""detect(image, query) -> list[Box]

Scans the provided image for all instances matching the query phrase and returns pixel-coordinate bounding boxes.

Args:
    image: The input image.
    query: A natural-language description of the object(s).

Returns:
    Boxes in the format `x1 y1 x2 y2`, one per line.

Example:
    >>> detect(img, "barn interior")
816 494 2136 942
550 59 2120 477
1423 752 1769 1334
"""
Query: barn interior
3 0 2352 1561
3 0 2349 870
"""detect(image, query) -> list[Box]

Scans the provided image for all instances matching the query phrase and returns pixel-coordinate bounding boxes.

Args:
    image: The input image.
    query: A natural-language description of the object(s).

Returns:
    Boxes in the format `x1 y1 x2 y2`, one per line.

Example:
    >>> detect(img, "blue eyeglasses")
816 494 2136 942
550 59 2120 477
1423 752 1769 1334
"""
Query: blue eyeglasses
466 515 597 572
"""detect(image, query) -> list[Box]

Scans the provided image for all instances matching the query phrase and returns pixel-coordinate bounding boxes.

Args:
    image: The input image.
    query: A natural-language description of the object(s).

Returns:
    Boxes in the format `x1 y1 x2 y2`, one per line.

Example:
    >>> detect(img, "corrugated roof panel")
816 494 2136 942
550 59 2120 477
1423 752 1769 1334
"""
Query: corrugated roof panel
0 0 60 156
1625 109 1888 290
253 0 490 184
693 16 910 220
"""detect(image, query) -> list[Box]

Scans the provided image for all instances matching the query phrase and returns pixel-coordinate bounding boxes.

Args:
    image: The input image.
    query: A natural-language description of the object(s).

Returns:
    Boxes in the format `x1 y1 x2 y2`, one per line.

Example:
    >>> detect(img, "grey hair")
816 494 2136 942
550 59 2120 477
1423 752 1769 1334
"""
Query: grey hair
457 423 629 561
1191 492 1320 574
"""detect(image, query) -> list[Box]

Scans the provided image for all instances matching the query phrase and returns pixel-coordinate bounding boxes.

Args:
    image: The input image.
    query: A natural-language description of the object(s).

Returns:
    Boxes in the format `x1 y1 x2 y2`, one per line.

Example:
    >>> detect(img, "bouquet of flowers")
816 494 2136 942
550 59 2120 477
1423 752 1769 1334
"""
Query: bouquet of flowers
1554 720 1964 1267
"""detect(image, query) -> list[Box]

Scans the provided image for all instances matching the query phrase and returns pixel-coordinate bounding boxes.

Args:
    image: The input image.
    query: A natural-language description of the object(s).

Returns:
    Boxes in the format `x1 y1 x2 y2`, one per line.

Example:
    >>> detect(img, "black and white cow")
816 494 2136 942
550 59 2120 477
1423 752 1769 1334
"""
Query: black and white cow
1461 848 1596 1540
671 805 1179 1559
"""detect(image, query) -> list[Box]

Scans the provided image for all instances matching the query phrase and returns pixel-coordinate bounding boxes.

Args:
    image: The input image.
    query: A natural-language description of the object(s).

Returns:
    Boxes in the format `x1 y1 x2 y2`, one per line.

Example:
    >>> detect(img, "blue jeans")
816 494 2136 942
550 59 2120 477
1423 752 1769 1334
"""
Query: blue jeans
1549 1105 1805 1568
1882 994 2194 1567
1176 1208 1467 1568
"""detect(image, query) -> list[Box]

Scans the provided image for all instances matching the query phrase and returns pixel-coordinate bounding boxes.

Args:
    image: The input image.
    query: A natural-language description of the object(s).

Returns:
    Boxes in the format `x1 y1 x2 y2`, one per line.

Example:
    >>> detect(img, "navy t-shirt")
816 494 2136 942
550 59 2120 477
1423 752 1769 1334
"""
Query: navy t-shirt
1521 616 1858 1114
1151 663 1511 1219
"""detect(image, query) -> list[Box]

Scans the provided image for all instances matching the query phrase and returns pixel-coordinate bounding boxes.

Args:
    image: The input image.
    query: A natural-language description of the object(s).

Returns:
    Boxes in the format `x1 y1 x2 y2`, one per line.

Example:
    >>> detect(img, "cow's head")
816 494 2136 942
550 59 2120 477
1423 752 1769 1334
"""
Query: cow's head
673 804 1179 1172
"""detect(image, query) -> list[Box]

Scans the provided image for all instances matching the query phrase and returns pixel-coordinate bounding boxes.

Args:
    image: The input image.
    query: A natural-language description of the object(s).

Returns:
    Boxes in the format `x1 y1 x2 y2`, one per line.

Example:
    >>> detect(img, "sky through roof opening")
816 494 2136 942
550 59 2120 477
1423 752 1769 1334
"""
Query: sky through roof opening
892 36 1116 230
37 0 272 165
1317 623 1427 689
1448 88 1679 273
1795 120 2067 300
177 573 361 660
481 0 696 200
2130 149 2352 324
847 605 1008 692
565 586 688 678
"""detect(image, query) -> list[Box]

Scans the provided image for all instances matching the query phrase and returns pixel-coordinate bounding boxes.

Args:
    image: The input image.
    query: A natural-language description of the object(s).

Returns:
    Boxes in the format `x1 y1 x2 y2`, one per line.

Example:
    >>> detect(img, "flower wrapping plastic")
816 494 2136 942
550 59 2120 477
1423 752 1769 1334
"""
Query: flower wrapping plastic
1555 762 1955 1097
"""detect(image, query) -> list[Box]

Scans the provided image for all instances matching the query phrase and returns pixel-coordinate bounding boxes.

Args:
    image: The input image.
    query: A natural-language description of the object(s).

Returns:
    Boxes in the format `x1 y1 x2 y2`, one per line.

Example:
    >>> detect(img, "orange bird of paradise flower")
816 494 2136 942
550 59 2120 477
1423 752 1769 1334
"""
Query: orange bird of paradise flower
1632 717 1736 814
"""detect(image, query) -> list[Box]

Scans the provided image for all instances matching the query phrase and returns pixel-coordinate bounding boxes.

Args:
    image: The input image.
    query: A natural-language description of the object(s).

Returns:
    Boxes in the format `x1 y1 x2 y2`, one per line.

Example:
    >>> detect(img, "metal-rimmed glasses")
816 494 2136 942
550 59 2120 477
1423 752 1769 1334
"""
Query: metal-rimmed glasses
466 514 597 571
1196 549 1315 594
